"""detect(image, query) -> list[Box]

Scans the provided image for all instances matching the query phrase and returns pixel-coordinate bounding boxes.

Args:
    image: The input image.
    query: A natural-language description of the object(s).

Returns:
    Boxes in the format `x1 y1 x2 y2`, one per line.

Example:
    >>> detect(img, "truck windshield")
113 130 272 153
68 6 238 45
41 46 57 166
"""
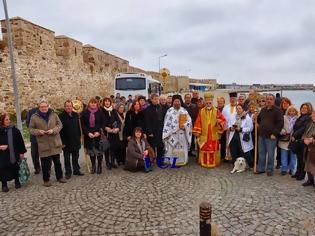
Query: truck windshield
115 77 146 90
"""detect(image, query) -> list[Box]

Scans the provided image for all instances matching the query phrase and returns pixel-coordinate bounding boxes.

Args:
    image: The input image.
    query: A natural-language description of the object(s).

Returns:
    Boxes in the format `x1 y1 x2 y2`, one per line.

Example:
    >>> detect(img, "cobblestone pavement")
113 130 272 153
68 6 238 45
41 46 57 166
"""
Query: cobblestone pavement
0 151 315 236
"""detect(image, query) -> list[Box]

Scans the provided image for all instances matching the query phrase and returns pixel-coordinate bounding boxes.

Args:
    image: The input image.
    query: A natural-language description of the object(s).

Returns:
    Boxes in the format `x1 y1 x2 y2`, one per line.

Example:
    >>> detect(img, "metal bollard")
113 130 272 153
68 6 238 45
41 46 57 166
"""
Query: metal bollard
200 202 212 236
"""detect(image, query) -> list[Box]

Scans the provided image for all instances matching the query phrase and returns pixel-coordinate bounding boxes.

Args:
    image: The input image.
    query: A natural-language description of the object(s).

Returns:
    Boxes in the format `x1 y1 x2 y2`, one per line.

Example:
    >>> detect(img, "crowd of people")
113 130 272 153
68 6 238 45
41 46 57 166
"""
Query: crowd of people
0 90 314 192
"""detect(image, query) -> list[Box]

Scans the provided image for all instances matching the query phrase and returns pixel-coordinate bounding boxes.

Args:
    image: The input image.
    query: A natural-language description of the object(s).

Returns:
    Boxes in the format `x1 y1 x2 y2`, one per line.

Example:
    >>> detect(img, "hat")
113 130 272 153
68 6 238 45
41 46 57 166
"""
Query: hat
204 92 214 100
172 94 182 103
229 92 237 98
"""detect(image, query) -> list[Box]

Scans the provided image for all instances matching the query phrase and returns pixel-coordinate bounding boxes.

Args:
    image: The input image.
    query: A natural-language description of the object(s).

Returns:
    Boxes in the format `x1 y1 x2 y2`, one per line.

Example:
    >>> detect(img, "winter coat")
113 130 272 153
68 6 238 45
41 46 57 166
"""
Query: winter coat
123 110 145 138
0 126 26 169
227 114 254 153
80 108 105 150
144 104 164 149
125 138 150 171
257 105 284 138
29 110 63 158
59 111 81 152
278 115 298 150
101 107 121 150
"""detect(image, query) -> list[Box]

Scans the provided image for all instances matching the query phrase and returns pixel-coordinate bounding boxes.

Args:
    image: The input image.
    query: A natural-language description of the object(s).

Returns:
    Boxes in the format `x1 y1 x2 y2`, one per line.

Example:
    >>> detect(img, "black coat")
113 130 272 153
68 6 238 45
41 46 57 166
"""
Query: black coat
26 107 38 143
59 111 81 151
0 126 27 169
101 107 121 149
144 104 164 149
123 110 145 138
184 103 199 124
81 109 105 150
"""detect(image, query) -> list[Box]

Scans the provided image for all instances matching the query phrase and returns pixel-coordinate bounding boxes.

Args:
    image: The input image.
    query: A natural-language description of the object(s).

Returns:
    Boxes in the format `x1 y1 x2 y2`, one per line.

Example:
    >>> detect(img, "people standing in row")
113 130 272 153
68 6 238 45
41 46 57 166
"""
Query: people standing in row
217 97 226 162
102 98 121 171
116 103 127 165
163 95 192 166
302 111 315 187
144 94 165 160
290 103 313 180
124 100 145 141
278 106 298 175
256 94 284 176
227 104 254 167
81 98 105 174
193 92 226 168
184 93 199 157
26 104 41 174
59 100 84 179
0 113 26 192
29 100 67 186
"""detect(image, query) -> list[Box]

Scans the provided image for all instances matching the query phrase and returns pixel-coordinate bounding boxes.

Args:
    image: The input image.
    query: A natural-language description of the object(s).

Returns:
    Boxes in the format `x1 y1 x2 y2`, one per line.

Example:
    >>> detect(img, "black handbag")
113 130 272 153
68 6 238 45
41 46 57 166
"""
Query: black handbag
288 140 300 154
242 132 250 142
99 133 110 152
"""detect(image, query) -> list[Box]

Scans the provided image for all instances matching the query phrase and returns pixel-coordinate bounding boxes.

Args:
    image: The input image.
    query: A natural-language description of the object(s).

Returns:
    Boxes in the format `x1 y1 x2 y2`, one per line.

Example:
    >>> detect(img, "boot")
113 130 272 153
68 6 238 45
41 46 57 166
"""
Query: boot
97 155 103 174
105 154 111 170
111 155 117 169
90 156 96 174
15 179 21 189
1 182 8 192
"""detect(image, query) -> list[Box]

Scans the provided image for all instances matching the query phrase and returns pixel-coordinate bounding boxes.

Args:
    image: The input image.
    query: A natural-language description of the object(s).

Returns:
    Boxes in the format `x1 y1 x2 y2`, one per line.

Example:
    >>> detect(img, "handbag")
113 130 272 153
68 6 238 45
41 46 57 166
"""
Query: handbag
99 132 110 152
279 134 290 142
19 158 30 184
242 132 250 142
288 140 300 154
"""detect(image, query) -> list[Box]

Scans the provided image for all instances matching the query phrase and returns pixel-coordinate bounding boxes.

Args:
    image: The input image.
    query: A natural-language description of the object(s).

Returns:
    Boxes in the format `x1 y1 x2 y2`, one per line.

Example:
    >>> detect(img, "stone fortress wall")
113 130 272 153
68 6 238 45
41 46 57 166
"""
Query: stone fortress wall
0 17 189 113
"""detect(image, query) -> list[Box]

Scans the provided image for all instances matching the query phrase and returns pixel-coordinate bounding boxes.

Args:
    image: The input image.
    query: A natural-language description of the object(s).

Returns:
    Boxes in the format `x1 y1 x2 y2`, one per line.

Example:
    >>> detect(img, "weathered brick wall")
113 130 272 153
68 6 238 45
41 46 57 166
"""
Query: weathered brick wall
0 17 129 113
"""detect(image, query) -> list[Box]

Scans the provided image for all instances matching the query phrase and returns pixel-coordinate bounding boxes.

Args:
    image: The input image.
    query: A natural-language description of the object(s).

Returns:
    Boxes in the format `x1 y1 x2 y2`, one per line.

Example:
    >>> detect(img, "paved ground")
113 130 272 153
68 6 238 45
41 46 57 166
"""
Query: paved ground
0 151 315 236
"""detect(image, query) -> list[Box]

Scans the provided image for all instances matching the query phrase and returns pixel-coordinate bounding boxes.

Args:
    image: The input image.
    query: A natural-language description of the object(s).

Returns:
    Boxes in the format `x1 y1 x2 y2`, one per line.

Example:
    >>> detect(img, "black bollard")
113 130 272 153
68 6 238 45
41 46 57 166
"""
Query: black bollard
200 202 212 236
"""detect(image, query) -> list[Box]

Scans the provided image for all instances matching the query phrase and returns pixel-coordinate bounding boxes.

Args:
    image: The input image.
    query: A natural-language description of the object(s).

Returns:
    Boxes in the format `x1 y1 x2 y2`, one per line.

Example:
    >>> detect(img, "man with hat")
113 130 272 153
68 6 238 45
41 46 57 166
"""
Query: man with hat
193 92 226 168
162 95 192 166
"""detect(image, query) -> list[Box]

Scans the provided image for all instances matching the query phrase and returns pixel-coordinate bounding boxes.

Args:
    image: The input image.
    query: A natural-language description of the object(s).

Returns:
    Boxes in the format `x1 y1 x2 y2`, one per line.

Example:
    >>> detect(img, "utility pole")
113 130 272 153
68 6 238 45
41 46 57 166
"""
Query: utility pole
2 0 22 131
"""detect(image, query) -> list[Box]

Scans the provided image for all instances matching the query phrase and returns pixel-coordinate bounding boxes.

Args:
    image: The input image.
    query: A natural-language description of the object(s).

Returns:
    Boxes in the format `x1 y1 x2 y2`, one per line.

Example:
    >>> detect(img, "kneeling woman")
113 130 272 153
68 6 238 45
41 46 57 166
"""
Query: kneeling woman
124 127 151 172
227 105 254 168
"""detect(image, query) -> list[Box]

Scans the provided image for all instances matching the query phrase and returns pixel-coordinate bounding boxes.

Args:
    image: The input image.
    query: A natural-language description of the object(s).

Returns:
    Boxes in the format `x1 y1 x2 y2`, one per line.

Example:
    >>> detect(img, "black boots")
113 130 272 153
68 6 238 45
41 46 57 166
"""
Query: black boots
302 173 315 187
90 156 96 174
97 155 103 174
111 155 117 169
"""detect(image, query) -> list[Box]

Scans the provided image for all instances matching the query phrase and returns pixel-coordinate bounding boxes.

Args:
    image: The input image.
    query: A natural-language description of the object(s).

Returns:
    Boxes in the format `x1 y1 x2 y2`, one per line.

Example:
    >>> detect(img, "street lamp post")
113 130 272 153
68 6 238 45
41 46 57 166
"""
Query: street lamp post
158 54 167 72
2 0 23 131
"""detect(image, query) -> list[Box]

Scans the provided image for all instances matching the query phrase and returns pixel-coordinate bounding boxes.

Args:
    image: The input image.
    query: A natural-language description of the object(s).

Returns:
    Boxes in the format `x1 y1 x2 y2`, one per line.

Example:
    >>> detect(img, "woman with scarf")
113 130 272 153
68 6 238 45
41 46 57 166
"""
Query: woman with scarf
301 111 315 187
81 98 105 174
278 106 298 175
123 100 145 141
0 113 26 192
124 127 150 172
101 98 121 171
116 104 126 165
291 103 313 180
227 104 254 168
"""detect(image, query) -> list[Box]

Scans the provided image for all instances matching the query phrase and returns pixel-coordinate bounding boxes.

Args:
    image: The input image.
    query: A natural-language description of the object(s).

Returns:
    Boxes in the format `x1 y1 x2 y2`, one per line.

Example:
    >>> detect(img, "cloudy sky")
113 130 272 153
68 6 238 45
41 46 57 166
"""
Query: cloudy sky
1 0 314 84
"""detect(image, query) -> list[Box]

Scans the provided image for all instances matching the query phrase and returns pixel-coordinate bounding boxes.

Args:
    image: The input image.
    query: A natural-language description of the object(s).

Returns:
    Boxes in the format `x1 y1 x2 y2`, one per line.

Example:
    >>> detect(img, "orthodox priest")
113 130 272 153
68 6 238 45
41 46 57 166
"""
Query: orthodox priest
162 95 192 166
193 92 226 168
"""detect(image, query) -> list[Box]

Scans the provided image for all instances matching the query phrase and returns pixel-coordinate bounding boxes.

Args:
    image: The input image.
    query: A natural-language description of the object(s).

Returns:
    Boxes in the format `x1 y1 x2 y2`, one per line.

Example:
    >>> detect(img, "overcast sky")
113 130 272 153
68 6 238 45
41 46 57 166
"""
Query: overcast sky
1 0 314 84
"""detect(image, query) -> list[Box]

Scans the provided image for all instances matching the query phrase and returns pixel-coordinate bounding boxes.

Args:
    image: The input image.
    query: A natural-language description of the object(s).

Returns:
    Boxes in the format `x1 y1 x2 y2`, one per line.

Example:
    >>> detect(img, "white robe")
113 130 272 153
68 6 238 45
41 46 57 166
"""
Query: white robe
162 107 192 166
222 104 237 129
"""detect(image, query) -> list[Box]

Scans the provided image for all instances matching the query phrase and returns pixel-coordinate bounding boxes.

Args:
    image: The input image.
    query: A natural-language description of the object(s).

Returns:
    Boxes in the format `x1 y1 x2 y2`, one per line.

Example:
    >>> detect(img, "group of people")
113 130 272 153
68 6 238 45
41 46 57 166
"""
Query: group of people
0 90 314 192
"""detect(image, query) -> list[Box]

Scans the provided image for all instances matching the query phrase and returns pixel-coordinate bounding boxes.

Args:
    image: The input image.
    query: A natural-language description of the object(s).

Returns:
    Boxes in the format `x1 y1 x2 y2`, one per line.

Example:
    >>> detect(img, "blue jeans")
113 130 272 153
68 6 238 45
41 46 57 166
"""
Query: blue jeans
257 137 277 172
280 149 297 172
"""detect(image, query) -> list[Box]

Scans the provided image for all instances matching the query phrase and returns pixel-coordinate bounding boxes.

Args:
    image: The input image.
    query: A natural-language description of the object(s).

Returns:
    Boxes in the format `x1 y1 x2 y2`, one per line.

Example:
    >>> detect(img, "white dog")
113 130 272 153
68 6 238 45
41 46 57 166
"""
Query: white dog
230 157 247 173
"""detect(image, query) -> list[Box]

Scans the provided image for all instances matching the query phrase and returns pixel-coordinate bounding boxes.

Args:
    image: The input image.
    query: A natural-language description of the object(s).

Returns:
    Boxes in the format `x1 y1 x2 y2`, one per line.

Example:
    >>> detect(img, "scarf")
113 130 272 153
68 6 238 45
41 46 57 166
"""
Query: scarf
6 125 16 164
38 111 49 123
287 115 298 134
104 106 113 116
88 107 98 128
